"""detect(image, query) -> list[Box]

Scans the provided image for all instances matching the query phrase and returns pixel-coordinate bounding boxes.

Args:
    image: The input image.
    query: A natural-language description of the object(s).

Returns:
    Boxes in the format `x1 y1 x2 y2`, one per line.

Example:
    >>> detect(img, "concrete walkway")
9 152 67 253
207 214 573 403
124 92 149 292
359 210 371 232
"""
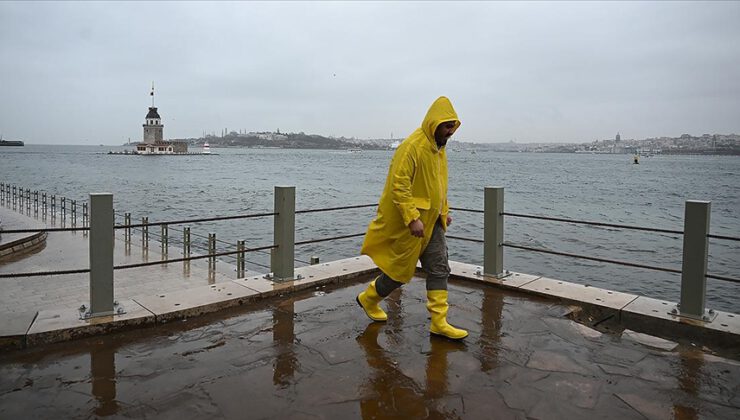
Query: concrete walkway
0 205 266 349
1 279 739 419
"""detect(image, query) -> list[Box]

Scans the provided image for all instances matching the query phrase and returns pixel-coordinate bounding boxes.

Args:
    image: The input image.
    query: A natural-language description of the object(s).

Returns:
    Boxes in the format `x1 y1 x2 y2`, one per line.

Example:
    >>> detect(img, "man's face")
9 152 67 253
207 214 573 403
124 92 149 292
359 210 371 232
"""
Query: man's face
434 121 457 147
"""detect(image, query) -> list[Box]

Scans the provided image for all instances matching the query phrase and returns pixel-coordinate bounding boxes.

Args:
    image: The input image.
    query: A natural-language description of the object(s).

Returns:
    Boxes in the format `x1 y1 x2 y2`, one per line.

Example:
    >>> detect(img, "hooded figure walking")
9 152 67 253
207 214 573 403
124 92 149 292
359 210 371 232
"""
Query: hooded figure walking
357 96 467 340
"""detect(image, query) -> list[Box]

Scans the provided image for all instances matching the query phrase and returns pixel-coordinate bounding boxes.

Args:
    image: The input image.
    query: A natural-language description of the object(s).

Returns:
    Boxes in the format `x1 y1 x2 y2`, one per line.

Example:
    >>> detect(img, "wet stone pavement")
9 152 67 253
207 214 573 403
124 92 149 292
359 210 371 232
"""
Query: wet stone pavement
1 276 739 419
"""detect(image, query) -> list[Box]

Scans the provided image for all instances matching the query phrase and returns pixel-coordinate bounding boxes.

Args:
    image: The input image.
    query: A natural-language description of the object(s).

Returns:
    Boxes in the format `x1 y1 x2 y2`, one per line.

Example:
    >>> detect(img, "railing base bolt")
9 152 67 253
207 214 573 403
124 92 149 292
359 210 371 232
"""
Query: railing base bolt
78 301 126 320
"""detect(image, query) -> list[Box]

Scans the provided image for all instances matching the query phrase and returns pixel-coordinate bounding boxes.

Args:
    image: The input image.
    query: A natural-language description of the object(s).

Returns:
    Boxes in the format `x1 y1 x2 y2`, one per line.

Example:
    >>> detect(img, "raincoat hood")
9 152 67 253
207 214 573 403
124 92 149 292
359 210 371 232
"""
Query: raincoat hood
421 96 461 145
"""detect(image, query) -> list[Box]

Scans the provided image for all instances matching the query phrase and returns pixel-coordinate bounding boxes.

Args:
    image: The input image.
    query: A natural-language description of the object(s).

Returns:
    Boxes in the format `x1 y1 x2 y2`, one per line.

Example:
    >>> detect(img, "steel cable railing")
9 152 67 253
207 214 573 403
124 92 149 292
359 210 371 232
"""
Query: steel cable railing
445 235 483 243
450 206 484 214
5 192 737 284
706 274 740 284
504 211 684 235
501 242 683 275
0 244 276 278
113 244 275 270
0 226 89 233
444 209 740 284
295 232 365 246
121 211 276 229
296 203 376 214
708 233 740 242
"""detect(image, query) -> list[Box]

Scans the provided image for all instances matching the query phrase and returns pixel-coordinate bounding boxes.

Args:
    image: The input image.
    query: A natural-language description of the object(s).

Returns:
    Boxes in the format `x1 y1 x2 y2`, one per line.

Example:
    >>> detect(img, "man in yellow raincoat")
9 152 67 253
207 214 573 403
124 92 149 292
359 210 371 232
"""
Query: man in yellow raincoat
357 96 468 340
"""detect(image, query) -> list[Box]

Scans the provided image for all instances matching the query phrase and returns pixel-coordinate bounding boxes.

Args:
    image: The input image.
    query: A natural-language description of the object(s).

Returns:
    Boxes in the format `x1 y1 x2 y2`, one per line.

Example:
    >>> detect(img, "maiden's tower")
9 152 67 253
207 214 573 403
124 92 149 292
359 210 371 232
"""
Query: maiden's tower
136 83 187 154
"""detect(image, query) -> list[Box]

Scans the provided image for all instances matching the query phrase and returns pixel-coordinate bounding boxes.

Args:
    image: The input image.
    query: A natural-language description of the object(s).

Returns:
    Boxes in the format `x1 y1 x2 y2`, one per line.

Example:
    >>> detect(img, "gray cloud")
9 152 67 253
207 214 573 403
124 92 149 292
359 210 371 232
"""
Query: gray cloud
1 1 738 144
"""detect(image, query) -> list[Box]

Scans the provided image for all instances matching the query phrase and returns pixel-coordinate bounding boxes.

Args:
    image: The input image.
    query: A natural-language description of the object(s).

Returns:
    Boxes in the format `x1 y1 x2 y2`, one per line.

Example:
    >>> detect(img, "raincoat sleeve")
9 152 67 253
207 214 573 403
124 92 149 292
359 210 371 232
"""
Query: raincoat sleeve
391 149 420 227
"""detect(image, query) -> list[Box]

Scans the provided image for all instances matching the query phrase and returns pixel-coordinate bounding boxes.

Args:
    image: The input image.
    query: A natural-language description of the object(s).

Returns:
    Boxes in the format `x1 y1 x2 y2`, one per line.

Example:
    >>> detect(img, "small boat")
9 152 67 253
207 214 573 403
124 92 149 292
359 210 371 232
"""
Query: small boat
0 135 24 146
202 142 211 154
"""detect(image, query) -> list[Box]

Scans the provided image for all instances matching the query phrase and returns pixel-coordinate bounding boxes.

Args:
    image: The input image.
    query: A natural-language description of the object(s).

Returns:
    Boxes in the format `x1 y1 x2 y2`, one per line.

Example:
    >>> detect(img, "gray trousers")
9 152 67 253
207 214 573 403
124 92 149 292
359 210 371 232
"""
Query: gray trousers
375 220 451 297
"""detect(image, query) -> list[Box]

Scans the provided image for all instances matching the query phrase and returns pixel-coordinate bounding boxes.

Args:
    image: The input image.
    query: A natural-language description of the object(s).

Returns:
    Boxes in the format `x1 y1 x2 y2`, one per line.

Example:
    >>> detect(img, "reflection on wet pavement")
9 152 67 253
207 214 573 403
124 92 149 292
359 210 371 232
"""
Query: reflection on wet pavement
1 277 739 419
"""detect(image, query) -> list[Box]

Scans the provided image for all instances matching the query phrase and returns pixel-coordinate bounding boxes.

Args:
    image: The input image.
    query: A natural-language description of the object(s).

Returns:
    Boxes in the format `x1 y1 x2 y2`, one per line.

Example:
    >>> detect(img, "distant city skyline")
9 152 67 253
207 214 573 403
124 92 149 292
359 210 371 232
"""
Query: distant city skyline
1 1 739 145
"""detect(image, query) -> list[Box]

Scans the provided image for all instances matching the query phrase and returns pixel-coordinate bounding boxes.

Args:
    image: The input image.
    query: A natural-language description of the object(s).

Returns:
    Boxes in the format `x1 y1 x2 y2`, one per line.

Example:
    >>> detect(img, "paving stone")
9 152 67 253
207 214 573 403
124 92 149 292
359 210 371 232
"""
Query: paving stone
615 393 673 420
526 350 592 375
622 329 679 351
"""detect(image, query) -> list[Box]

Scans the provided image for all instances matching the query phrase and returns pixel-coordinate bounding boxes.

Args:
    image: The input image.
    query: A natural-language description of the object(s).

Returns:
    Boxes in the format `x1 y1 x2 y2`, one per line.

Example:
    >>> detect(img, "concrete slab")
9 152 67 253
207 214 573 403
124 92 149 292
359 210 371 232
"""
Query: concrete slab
311 255 377 280
622 329 679 351
25 299 155 347
520 276 639 311
233 274 278 295
231 257 379 299
621 296 740 348
449 260 541 288
131 282 261 323
0 310 37 350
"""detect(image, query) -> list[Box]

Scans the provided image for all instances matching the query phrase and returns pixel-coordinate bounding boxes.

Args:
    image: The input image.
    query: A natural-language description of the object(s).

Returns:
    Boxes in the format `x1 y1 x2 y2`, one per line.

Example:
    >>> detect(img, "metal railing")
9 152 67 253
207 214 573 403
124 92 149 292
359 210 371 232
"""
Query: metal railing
447 186 739 321
1 184 376 319
3 182 738 322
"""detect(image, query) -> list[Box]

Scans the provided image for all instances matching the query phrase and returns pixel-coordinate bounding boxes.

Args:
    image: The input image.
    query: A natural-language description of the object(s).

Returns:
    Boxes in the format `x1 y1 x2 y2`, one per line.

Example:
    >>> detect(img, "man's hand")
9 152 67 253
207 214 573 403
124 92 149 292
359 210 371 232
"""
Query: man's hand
409 219 424 237
446 215 453 226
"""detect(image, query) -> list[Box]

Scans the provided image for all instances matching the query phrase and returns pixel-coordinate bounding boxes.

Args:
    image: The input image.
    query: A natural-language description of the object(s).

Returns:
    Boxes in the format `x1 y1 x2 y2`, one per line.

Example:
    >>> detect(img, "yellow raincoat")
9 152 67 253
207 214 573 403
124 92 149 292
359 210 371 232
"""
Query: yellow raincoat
361 97 461 283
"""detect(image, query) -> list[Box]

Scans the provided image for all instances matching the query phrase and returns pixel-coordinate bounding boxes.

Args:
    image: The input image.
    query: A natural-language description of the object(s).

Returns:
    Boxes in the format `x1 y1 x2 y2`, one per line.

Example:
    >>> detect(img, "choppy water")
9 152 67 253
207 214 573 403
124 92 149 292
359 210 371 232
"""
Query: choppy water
2 144 739 312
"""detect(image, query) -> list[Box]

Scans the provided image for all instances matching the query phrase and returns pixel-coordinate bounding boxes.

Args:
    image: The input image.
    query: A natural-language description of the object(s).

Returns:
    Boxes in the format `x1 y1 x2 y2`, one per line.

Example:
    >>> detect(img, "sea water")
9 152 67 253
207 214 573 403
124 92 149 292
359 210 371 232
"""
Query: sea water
1 145 738 312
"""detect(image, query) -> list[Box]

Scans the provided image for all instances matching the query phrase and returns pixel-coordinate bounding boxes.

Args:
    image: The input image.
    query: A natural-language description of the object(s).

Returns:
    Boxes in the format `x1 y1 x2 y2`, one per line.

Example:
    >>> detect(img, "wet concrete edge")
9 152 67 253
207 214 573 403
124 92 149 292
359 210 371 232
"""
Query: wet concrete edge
3 257 739 352
0 232 48 261
449 264 740 349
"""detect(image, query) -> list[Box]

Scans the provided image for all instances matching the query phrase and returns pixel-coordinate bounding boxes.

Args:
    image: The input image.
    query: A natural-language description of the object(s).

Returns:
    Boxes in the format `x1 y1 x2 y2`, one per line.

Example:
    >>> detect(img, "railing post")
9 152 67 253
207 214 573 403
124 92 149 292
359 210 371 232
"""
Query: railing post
208 233 216 269
271 186 295 280
71 199 77 226
33 191 38 216
88 193 115 318
83 202 88 227
183 227 191 257
124 213 131 242
26 189 31 213
484 186 504 277
237 240 245 278
42 193 47 217
678 200 712 320
161 224 168 260
142 217 149 249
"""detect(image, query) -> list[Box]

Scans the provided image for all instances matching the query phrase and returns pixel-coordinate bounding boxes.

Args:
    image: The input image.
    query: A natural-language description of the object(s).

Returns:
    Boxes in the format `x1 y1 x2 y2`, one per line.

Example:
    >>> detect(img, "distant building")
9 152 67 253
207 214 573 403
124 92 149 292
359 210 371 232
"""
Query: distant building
136 84 188 154
616 132 621 142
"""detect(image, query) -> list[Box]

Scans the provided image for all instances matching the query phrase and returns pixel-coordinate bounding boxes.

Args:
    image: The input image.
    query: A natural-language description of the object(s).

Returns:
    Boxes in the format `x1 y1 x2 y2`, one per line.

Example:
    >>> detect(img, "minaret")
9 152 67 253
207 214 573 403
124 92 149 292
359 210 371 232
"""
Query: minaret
143 82 163 144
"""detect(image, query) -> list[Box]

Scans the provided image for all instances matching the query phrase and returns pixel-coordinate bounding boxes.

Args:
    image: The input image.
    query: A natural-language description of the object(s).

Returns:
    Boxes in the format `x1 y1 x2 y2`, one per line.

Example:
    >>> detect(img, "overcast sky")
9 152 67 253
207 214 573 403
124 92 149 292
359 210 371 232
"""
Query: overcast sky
1 1 739 145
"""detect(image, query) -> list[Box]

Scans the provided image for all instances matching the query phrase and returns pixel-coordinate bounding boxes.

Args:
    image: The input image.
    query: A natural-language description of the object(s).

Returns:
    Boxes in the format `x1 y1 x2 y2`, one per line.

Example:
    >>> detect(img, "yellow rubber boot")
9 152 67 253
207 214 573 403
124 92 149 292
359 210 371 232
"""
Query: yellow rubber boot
426 290 468 340
356 278 388 322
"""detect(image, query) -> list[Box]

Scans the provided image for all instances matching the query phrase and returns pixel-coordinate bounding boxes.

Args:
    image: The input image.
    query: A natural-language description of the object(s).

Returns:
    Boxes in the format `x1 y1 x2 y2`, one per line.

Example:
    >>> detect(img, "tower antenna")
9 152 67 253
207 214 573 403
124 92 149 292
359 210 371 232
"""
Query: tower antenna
150 81 155 107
